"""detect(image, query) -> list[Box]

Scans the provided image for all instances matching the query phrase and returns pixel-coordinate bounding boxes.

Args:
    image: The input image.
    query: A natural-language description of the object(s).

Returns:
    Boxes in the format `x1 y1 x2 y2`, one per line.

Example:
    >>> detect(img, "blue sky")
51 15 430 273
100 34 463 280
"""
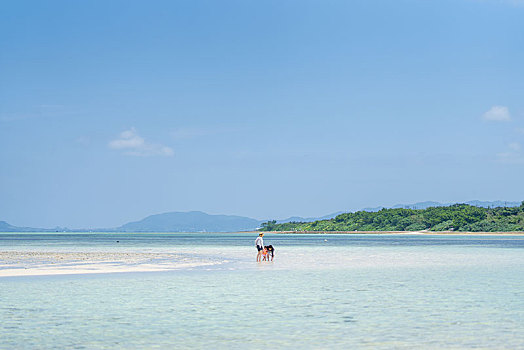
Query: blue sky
1 0 523 228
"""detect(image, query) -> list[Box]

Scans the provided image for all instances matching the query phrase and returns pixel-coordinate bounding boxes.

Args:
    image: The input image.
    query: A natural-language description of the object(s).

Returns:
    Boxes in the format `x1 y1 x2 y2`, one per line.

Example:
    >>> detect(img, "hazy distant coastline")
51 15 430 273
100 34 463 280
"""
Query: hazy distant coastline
1 200 522 233
266 231 524 235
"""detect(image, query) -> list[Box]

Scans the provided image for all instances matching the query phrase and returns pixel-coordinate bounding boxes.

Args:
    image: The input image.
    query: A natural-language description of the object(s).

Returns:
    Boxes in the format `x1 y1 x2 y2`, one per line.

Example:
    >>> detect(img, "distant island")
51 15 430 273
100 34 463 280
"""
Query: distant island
118 211 261 232
259 202 524 233
0 211 341 233
1 201 523 233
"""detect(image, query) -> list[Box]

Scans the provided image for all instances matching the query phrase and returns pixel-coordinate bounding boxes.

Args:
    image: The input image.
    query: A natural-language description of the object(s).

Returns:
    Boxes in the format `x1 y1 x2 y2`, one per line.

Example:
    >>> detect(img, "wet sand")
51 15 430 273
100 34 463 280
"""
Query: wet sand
0 251 216 277
2 232 522 277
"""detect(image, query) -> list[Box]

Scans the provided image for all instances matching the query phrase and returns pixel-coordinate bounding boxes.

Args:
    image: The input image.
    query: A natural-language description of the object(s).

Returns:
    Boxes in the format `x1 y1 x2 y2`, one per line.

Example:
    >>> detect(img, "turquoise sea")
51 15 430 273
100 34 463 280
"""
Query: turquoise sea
1 233 523 349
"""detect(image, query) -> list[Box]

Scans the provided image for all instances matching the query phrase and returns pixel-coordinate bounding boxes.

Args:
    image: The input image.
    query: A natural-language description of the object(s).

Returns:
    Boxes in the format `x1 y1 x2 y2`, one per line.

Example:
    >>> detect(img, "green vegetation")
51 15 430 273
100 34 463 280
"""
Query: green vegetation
259 202 524 232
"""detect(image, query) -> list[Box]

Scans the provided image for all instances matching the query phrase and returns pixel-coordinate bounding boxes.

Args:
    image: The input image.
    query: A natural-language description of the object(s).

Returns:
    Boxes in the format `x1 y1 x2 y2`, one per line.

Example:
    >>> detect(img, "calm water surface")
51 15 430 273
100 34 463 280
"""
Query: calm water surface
1 233 523 349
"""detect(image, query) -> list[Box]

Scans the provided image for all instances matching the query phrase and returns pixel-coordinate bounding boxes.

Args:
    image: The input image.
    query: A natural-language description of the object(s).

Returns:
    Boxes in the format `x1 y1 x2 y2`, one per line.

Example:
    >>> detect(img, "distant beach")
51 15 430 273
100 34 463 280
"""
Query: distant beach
264 230 524 235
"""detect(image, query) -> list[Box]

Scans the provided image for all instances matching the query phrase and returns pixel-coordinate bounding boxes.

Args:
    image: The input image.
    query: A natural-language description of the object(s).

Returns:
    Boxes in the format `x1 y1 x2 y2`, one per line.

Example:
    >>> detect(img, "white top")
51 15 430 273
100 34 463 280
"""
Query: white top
255 236 264 248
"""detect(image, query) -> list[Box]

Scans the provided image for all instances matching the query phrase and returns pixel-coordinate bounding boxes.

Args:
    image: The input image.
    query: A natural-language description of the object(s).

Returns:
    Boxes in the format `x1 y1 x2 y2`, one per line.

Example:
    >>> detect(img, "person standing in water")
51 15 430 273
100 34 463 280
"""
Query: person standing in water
266 245 274 261
255 233 264 262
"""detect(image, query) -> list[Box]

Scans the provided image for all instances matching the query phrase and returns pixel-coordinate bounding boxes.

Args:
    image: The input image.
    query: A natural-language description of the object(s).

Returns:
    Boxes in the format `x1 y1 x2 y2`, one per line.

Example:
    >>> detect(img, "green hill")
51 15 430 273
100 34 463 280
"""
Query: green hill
259 202 524 232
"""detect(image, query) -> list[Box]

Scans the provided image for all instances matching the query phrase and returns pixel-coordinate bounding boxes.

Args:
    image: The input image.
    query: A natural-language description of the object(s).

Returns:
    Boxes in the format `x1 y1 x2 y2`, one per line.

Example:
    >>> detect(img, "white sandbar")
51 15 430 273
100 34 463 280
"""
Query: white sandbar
0 251 217 277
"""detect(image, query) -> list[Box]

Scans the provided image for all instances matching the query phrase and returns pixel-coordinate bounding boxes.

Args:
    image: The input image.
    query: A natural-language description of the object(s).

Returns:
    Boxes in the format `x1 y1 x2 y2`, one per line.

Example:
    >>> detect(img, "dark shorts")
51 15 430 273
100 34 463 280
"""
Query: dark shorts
257 246 263 251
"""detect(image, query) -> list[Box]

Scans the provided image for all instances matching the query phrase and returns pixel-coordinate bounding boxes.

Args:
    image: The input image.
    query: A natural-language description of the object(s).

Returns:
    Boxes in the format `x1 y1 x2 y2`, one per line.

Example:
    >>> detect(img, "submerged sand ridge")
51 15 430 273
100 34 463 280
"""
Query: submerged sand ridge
3 244 523 278
0 251 218 277
2 232 523 277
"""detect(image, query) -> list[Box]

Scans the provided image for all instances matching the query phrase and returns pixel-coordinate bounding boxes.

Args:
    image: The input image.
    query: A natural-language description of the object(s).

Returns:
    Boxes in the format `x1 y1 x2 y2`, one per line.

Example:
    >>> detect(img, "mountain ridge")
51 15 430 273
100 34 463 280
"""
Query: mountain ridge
1 201 521 232
118 211 261 232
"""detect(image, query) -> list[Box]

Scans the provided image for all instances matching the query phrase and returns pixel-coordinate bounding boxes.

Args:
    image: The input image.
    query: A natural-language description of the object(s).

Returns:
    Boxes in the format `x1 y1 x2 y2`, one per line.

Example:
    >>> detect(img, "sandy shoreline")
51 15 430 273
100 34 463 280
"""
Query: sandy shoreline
265 230 524 235
0 251 217 277
2 232 522 277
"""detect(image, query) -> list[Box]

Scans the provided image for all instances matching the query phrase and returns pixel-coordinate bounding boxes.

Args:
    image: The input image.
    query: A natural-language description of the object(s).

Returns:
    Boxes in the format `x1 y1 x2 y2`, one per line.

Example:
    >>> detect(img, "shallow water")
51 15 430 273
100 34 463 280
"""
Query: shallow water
1 233 523 349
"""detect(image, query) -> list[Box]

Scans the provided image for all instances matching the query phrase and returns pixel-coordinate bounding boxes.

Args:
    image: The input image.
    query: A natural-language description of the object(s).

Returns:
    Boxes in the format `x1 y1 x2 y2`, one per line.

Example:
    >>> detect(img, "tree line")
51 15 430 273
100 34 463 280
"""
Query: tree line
259 202 524 232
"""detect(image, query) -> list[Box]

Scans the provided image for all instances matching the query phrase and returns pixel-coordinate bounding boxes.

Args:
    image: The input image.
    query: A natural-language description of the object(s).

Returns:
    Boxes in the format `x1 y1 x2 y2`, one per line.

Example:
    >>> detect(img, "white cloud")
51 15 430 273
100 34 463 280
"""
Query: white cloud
482 106 511 122
109 128 174 157
497 142 524 164
109 129 144 149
